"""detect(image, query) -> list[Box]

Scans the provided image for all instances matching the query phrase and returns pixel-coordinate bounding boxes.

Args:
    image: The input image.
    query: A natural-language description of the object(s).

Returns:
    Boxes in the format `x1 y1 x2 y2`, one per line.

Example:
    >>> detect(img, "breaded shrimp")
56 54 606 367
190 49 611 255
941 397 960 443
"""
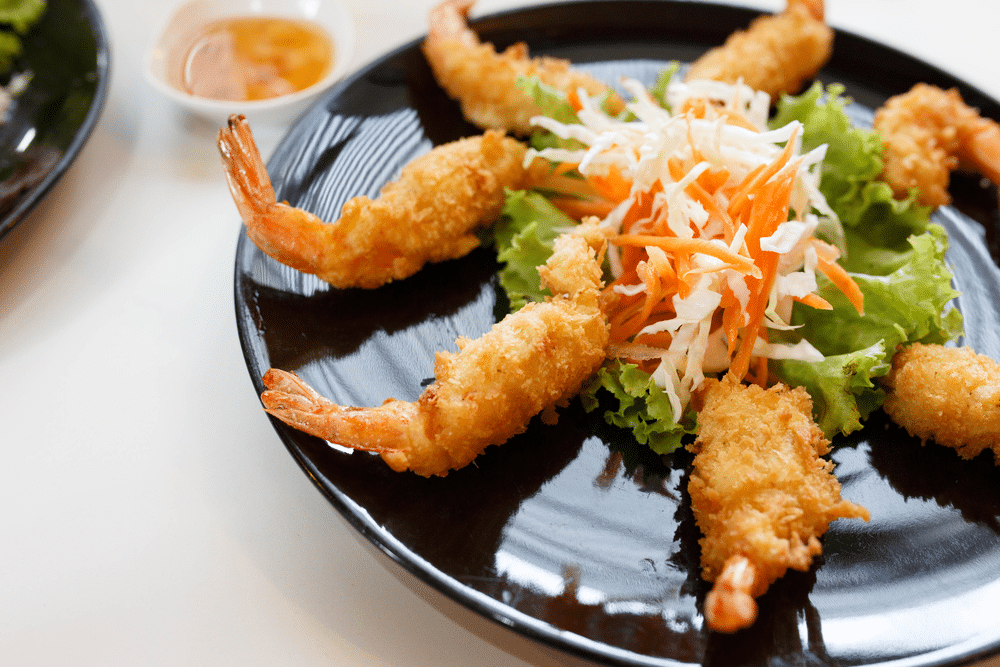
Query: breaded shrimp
882 343 1000 461
259 226 611 477
422 0 625 135
684 0 832 101
687 377 869 633
218 114 539 289
874 83 1000 208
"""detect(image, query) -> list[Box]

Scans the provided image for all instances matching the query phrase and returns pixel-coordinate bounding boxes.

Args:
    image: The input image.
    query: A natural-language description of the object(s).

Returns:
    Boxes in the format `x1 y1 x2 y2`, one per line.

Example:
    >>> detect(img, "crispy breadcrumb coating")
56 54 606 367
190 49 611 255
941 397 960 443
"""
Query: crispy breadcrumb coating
219 115 540 289
260 228 610 477
688 377 869 632
882 343 1000 461
873 84 1000 208
684 0 833 101
422 0 625 135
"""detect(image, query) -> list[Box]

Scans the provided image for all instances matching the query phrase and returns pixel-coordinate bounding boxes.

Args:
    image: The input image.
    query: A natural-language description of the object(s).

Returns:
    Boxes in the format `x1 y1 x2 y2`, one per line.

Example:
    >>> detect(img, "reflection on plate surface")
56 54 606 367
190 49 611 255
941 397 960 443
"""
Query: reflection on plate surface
0 0 109 241
233 3 1000 665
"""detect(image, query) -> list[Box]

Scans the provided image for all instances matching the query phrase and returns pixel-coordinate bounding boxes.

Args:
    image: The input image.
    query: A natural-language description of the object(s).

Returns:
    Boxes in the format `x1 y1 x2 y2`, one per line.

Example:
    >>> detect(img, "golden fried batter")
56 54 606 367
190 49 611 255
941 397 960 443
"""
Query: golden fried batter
874 83 1000 208
684 0 832 101
688 377 869 633
219 114 539 289
422 0 625 135
882 343 1000 461
260 227 611 477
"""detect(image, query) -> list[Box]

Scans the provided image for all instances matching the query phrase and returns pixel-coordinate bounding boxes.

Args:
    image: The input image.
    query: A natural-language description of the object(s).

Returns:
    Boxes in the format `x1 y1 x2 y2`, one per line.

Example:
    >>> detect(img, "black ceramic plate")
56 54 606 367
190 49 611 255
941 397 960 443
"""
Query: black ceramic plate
0 0 109 241
233 3 1000 665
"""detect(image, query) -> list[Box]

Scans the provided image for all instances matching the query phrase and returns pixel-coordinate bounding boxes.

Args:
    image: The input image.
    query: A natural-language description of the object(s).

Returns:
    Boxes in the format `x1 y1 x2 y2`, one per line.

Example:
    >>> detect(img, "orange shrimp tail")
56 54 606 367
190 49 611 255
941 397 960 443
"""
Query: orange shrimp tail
963 121 1000 187
790 0 824 21
261 369 410 454
428 0 476 44
218 114 276 220
219 114 333 274
703 555 759 633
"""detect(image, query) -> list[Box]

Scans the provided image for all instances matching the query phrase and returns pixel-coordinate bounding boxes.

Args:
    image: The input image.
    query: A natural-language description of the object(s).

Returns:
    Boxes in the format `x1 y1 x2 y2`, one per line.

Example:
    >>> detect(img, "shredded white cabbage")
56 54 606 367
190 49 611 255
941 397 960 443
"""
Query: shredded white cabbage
528 77 844 421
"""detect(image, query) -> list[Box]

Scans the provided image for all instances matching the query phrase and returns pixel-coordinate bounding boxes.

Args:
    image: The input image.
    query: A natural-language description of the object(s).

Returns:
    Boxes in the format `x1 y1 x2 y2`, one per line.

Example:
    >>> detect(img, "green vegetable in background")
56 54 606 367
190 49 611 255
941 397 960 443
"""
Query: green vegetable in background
0 0 46 73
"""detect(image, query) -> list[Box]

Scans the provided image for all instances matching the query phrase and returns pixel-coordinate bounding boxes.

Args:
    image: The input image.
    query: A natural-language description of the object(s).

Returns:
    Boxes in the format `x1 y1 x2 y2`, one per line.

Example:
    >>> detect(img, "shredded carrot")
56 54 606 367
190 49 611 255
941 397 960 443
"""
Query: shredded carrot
749 352 770 387
538 103 857 397
587 164 632 204
743 165 797 258
667 156 686 182
535 173 601 199
549 197 616 220
729 251 779 381
817 254 865 315
685 179 736 241
697 166 731 193
567 89 583 113
720 286 742 356
614 234 760 278
674 252 693 300
727 127 799 220
552 161 580 177
633 331 674 348
795 293 833 310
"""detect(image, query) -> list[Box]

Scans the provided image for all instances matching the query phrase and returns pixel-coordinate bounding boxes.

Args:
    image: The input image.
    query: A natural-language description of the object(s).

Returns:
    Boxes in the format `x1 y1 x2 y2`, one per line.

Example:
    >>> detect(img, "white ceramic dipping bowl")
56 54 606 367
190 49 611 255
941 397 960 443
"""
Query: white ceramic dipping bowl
145 0 355 125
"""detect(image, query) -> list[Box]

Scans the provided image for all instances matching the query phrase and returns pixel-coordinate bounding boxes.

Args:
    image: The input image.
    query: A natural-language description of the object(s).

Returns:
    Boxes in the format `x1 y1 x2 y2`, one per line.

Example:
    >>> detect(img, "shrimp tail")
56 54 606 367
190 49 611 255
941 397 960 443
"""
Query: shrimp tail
963 120 1000 186
261 369 411 454
256 226 611 478
220 114 538 289
218 114 332 274
428 0 477 46
218 114 275 222
875 83 1000 208
791 0 824 21
703 555 759 634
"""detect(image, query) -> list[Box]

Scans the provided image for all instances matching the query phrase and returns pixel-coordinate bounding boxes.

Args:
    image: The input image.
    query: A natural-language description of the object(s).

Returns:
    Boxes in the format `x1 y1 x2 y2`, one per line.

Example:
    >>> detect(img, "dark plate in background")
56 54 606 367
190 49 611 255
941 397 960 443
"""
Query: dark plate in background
234 2 1000 666
0 0 109 241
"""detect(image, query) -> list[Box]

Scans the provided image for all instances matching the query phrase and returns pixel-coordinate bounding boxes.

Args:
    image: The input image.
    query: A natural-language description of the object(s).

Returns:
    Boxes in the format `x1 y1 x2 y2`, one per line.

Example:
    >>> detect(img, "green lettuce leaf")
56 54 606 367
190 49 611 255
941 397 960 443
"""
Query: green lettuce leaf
516 74 580 125
516 73 632 150
649 61 681 111
516 74 584 152
580 361 694 455
772 225 963 436
771 82 932 260
765 83 960 436
491 189 577 310
0 0 45 72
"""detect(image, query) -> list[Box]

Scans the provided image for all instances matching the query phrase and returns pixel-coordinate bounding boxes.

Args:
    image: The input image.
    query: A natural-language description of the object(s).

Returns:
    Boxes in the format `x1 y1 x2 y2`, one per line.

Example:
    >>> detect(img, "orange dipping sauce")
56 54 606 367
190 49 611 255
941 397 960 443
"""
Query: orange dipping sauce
181 16 334 102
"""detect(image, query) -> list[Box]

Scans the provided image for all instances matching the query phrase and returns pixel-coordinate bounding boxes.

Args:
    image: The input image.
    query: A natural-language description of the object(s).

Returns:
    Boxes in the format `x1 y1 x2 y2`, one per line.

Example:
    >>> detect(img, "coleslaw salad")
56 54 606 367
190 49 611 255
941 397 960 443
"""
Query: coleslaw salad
488 69 962 453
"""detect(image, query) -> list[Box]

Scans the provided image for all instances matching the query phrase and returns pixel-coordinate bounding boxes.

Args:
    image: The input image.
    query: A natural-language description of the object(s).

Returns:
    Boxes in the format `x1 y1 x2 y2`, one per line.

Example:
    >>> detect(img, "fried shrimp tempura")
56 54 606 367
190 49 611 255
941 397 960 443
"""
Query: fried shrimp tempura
687 377 869 633
422 0 625 135
218 114 540 289
684 0 832 101
874 83 1000 208
882 343 1000 461
260 226 611 477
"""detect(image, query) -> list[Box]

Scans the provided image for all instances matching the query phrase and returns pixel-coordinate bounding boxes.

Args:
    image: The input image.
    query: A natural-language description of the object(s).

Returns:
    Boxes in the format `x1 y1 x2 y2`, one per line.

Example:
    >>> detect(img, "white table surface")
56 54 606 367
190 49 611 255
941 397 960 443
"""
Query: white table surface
2 0 999 665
